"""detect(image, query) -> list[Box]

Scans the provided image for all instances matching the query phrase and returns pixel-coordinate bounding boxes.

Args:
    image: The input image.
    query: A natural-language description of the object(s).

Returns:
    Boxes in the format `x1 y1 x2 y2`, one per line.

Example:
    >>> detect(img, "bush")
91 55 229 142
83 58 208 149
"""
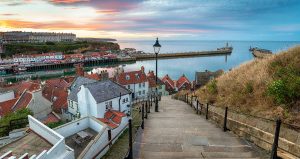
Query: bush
47 121 64 129
207 79 217 94
0 108 33 126
245 81 254 94
268 80 288 104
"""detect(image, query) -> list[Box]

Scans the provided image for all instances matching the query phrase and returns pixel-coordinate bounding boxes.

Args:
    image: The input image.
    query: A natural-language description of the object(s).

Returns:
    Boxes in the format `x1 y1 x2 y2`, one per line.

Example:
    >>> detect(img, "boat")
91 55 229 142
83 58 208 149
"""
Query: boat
250 47 272 58
217 42 233 52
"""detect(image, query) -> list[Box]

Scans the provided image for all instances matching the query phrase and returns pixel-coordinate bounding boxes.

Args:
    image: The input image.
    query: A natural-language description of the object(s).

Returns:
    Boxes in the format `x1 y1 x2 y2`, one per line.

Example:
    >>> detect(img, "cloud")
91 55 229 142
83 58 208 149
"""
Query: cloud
48 0 143 12
0 13 18 16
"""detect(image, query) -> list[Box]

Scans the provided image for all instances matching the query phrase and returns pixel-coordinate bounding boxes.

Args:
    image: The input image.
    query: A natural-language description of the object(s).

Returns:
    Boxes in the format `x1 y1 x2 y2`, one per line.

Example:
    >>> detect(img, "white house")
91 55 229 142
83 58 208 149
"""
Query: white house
13 52 63 63
67 77 131 120
114 66 149 100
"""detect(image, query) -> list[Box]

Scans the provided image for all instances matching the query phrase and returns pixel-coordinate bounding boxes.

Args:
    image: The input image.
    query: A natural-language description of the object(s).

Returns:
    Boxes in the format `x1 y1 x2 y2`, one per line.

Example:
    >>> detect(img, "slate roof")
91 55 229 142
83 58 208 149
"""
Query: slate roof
68 76 97 102
114 70 147 85
84 80 131 104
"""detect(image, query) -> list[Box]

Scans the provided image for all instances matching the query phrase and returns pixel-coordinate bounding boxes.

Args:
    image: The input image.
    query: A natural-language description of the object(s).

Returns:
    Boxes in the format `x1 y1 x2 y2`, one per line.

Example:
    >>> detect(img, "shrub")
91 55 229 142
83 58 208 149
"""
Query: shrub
207 79 217 94
47 121 64 129
267 80 288 104
245 81 254 94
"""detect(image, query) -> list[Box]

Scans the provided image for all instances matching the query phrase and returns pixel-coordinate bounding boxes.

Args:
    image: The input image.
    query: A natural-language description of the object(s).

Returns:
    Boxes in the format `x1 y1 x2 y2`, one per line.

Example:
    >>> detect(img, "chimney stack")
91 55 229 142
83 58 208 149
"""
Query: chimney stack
75 63 84 77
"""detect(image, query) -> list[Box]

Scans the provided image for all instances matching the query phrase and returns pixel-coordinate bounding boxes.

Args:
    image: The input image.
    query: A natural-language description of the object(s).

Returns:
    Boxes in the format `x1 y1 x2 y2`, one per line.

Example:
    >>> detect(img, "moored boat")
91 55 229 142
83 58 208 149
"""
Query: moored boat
250 47 272 58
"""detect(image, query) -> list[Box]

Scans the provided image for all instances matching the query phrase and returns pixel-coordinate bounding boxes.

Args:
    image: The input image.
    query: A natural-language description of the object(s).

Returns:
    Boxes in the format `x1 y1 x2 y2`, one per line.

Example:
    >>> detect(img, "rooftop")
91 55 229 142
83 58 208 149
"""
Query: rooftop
115 67 147 85
68 76 97 102
0 131 52 158
84 80 131 104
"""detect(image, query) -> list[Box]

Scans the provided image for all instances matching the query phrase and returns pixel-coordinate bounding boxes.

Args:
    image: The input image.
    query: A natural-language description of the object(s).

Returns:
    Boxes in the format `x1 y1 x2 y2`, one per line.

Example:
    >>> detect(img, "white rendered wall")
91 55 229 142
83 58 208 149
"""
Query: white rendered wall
0 91 14 103
54 117 89 137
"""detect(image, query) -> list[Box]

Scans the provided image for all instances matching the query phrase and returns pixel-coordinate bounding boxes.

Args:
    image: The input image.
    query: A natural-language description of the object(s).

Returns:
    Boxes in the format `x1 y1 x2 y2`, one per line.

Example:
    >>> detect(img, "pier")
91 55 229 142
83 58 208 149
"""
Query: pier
133 50 232 60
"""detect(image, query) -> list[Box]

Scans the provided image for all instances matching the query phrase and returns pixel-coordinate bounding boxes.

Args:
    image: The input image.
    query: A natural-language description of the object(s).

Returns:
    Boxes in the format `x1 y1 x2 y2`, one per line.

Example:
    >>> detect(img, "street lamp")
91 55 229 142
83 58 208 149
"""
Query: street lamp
153 37 161 112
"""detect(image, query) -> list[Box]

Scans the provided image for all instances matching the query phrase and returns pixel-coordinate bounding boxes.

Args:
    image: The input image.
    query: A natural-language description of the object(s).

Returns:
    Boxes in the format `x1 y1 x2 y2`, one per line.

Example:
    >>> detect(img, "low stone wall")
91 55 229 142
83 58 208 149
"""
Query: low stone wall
187 99 300 158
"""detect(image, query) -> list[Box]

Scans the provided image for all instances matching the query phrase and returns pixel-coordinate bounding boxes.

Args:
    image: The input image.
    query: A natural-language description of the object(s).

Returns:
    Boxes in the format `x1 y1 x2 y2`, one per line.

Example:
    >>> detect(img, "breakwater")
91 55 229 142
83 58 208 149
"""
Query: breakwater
133 50 232 60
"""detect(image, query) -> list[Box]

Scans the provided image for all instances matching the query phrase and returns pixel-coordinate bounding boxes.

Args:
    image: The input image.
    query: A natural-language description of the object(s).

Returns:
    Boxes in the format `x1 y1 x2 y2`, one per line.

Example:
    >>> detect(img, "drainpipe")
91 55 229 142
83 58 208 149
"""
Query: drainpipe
119 92 121 111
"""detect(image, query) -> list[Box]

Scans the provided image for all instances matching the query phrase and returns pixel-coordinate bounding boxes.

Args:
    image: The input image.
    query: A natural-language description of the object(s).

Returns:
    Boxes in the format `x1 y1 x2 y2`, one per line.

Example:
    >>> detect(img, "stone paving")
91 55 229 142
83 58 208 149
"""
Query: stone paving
134 96 264 159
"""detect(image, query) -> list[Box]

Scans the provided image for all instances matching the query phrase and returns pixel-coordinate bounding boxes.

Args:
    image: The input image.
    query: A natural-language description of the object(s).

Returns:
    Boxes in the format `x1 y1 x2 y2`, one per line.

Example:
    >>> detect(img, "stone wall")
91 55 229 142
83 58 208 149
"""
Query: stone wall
185 99 300 158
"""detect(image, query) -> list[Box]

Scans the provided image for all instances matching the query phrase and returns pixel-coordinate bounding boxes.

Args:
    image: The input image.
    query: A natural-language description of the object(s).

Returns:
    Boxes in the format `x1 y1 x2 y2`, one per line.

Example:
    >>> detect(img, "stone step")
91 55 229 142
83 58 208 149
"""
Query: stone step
203 145 254 152
141 151 257 159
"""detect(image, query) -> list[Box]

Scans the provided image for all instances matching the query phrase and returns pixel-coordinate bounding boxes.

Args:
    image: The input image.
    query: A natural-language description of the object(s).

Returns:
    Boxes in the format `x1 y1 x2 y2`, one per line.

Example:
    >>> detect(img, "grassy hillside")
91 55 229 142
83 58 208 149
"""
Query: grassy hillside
195 46 300 124
2 41 120 57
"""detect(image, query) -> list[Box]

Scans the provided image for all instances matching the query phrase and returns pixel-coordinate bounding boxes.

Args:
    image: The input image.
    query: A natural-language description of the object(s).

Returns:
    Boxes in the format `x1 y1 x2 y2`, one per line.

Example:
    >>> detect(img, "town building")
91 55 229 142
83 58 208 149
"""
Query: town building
147 71 169 96
67 76 131 120
114 66 149 100
176 74 192 91
0 31 76 43
195 69 223 88
161 74 176 94
0 81 52 120
13 52 63 63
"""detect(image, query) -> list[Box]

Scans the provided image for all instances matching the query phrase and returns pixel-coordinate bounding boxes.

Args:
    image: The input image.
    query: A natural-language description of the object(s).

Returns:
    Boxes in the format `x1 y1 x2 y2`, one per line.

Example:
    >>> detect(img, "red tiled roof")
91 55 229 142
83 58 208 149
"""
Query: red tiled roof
12 92 32 111
115 69 147 85
97 118 118 129
0 98 18 117
42 84 68 114
162 74 175 89
176 74 191 89
52 90 68 113
43 113 60 124
45 78 69 89
98 110 126 129
85 73 101 80
4 81 40 97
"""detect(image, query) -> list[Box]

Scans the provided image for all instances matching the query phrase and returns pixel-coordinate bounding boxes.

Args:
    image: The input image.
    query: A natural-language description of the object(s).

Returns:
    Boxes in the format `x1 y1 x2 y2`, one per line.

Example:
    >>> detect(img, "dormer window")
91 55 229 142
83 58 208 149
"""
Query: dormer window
135 73 139 79
126 75 130 80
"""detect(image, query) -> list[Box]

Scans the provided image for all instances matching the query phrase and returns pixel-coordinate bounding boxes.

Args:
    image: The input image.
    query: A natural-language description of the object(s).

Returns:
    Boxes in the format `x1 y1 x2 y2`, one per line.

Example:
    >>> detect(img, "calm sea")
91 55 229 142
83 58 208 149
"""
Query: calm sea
116 40 300 81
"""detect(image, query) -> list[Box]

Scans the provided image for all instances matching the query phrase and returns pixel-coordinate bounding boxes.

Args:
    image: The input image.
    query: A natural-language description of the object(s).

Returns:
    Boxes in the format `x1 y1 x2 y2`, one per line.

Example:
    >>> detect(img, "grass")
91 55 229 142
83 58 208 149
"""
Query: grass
190 46 300 125
101 103 143 159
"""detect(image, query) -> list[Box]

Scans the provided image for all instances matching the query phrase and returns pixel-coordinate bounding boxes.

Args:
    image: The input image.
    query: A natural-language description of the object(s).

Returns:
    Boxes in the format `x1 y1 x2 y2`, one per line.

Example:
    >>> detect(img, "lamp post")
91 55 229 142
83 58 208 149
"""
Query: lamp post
153 37 161 112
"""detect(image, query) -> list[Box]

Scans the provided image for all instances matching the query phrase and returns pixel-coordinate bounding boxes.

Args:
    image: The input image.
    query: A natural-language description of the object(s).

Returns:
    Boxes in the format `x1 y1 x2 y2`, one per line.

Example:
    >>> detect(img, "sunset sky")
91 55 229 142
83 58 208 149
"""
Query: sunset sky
1 0 300 40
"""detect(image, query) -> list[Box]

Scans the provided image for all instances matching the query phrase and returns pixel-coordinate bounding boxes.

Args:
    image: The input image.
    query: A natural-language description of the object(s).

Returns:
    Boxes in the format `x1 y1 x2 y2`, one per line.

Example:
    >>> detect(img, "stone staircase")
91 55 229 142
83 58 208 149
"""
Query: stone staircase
134 96 267 159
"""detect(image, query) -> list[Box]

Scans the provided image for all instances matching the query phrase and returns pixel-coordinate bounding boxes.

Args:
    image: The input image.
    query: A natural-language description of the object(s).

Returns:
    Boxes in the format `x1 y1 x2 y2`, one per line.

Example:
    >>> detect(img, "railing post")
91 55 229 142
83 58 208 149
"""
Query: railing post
128 119 133 159
223 107 228 132
196 100 199 114
186 93 188 103
141 103 144 129
108 129 112 147
206 103 209 120
147 100 150 113
145 102 148 119
270 119 281 159
190 96 193 107
200 103 202 115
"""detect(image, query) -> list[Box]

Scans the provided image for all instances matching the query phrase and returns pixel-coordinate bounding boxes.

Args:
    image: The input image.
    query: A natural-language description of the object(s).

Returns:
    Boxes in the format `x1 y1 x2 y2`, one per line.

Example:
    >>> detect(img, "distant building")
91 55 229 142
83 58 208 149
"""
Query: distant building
147 71 169 96
161 74 176 94
195 70 223 88
0 31 76 43
113 66 149 100
13 52 63 63
176 74 192 91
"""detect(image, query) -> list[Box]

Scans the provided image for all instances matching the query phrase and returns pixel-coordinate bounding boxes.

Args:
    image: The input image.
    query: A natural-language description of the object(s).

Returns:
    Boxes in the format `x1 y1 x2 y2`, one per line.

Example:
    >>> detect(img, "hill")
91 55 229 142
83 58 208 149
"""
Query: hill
2 41 120 57
194 46 300 125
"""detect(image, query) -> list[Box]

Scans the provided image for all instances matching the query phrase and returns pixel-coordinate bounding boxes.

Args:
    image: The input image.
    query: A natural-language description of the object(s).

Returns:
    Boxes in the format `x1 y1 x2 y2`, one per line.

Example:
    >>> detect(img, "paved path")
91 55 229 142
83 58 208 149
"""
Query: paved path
134 96 264 159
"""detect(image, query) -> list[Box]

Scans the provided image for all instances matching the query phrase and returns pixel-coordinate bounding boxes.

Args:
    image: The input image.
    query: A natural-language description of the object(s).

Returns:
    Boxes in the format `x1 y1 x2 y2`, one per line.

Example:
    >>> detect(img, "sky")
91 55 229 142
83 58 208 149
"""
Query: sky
0 0 300 41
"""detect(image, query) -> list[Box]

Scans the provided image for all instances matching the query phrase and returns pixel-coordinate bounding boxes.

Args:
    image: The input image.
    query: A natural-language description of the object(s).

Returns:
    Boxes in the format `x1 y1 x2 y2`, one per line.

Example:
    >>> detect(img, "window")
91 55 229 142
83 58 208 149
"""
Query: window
123 98 125 103
105 101 112 109
143 90 145 94
143 82 145 87
128 85 130 89
139 83 141 88
126 75 130 80
70 100 73 108
139 91 141 95
126 98 128 102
